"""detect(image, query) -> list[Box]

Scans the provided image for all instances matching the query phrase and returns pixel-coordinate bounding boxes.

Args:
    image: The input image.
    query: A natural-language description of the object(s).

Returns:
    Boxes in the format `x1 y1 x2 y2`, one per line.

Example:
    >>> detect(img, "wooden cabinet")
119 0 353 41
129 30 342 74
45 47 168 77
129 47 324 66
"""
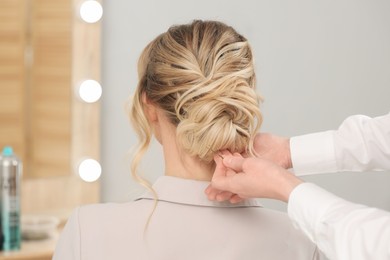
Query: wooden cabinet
0 239 56 260
0 0 101 212
0 0 72 178
0 0 102 257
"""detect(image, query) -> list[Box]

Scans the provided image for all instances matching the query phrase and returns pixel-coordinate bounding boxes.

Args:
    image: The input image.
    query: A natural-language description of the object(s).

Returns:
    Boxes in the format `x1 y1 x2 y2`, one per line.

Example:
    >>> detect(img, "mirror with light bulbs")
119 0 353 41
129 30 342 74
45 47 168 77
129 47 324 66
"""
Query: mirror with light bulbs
0 1 102 183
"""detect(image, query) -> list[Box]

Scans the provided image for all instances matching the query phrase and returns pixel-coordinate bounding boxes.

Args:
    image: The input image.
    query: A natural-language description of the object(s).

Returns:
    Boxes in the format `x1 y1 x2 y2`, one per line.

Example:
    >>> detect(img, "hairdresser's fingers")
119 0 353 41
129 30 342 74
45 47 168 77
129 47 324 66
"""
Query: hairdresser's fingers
211 171 236 193
205 184 212 196
226 168 237 177
216 191 235 202
206 184 243 203
213 153 228 179
214 153 227 175
222 155 245 172
229 194 244 204
206 156 228 200
205 184 226 201
205 184 220 201
212 154 233 187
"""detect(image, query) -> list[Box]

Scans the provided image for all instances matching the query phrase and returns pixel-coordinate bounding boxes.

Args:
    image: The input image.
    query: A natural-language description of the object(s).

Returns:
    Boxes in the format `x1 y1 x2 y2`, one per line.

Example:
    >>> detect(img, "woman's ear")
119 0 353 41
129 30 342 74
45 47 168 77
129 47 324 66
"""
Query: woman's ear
142 92 158 122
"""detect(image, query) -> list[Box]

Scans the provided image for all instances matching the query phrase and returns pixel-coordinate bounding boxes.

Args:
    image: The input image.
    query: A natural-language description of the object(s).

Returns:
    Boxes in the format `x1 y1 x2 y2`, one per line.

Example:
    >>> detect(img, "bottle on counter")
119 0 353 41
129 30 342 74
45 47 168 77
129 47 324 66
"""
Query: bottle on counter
0 146 22 251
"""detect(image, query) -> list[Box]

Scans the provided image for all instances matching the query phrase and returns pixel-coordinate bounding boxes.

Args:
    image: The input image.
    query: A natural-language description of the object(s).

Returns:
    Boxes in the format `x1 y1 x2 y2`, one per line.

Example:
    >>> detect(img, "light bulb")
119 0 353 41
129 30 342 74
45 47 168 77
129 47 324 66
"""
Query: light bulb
78 158 101 182
80 1 103 23
78 79 102 103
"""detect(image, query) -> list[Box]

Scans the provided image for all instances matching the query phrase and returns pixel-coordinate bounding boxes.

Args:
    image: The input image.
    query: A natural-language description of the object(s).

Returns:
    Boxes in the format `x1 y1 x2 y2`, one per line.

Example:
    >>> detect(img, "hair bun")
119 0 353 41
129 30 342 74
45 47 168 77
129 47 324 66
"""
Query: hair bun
176 76 262 162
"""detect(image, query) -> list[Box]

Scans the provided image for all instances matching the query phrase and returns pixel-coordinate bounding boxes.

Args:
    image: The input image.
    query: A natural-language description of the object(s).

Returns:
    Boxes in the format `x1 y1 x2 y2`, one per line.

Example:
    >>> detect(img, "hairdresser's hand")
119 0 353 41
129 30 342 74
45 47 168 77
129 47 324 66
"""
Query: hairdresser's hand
206 151 303 203
253 133 292 169
205 152 244 203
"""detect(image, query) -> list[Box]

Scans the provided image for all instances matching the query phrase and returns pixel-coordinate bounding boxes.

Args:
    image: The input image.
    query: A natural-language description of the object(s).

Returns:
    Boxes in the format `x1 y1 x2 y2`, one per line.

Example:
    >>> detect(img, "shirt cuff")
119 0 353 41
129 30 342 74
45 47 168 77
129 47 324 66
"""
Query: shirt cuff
290 131 338 175
287 183 340 243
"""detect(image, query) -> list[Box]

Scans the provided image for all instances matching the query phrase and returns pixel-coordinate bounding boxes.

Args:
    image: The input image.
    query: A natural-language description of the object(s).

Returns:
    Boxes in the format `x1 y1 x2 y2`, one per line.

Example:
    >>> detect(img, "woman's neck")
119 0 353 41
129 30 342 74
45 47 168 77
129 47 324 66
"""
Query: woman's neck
153 109 214 181
160 126 213 181
162 139 214 181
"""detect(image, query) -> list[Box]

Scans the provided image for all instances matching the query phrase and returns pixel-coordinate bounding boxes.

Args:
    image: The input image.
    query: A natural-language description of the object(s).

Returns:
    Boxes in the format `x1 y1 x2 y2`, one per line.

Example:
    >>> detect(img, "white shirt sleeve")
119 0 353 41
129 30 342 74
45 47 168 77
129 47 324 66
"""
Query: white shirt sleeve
290 113 390 175
288 183 390 260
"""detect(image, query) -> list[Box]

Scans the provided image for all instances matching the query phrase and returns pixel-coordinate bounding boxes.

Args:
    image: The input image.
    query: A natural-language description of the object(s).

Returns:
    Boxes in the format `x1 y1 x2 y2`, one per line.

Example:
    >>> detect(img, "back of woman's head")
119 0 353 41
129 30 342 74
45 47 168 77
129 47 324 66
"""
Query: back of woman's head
130 20 262 177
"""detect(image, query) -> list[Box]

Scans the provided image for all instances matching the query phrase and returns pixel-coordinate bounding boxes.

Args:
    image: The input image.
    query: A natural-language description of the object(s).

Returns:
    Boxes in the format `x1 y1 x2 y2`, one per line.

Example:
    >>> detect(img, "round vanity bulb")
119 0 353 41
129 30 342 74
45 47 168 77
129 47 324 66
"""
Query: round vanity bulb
80 0 103 23
78 79 102 103
78 158 102 182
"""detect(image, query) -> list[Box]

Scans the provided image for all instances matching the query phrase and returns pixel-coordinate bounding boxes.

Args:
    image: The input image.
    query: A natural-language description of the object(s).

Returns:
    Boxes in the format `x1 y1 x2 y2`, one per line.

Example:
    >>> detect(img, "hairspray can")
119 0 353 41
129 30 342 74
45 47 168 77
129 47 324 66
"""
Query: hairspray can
0 146 22 251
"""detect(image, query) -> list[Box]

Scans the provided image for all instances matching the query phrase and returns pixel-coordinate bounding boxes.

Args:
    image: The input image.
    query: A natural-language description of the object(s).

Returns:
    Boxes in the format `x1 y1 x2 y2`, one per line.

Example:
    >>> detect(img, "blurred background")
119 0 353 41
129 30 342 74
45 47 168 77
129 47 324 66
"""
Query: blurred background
101 0 390 212
0 0 389 258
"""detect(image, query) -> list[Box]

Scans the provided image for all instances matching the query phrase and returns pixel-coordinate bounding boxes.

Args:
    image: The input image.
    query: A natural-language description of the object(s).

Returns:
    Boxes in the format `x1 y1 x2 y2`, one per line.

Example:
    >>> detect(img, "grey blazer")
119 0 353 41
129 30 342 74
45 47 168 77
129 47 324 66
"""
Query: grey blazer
53 176 326 260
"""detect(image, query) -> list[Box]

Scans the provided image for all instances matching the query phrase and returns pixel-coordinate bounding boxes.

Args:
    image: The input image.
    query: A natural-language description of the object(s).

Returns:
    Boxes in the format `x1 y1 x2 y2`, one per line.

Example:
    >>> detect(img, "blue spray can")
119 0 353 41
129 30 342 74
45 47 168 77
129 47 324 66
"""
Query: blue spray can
0 146 22 251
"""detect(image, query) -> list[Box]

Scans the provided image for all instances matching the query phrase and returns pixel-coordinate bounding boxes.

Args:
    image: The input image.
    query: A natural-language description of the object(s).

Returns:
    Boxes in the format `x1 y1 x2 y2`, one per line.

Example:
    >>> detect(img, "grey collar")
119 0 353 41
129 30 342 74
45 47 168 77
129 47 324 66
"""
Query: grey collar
136 176 263 208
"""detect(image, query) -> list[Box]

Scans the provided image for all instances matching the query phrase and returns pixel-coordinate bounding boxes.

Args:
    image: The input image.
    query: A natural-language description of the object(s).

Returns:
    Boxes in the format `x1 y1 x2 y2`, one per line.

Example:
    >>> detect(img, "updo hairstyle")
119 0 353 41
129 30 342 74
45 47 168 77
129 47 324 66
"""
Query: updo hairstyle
130 20 262 180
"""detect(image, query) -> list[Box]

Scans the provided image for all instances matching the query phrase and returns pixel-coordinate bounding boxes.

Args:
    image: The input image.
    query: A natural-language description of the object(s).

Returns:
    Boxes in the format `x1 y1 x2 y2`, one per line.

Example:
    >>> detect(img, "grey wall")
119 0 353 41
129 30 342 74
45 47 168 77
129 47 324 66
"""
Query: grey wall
101 0 390 211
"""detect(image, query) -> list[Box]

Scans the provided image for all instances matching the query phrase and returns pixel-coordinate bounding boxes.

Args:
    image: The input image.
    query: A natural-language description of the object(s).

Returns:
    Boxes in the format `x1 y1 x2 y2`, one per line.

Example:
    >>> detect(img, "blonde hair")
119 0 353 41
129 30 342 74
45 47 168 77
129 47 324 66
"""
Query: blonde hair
129 20 262 187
